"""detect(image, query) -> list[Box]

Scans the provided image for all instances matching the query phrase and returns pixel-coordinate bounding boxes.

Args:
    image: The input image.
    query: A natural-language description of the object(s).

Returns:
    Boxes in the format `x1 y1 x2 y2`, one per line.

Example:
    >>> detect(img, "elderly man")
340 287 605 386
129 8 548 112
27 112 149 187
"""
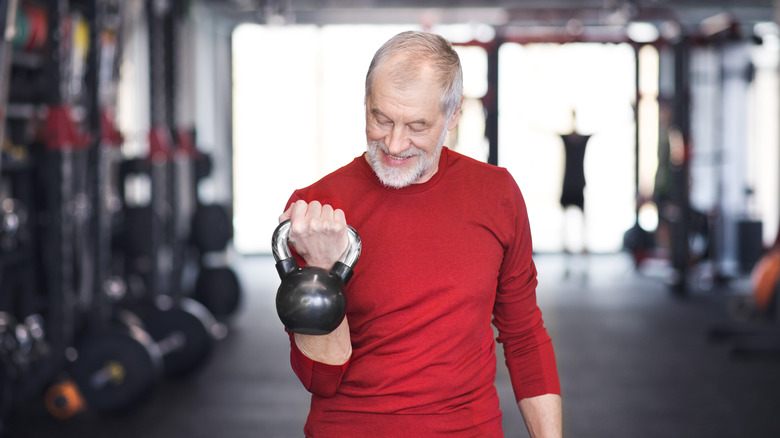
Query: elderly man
279 30 562 437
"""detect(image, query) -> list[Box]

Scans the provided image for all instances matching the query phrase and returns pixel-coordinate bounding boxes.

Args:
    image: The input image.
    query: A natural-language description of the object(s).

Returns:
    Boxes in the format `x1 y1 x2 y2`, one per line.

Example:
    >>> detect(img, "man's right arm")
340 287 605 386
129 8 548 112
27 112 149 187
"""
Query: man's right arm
280 199 353 397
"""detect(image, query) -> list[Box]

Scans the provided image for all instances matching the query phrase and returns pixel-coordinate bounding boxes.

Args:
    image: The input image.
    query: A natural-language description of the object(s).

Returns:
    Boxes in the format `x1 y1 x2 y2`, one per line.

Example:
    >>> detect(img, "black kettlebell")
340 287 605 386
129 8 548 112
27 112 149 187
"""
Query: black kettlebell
272 219 361 335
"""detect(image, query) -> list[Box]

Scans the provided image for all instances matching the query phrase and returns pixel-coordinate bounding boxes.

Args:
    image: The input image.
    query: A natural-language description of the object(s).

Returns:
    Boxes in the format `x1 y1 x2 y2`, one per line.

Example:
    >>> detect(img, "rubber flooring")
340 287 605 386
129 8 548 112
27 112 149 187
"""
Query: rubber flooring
5 253 780 437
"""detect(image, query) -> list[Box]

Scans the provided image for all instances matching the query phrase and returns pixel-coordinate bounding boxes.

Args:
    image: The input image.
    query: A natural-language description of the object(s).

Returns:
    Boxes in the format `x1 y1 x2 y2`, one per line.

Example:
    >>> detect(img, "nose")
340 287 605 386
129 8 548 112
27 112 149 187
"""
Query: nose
385 125 409 156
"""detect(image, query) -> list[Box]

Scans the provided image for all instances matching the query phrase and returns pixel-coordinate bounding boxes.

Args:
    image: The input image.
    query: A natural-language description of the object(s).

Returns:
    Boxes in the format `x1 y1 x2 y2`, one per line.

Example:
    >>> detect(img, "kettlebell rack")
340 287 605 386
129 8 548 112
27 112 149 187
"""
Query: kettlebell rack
0 0 242 429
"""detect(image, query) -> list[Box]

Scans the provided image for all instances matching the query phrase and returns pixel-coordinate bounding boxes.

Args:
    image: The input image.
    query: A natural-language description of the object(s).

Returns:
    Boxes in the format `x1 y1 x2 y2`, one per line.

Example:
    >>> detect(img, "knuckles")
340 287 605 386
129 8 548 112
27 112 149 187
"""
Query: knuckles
288 201 346 237
284 201 348 265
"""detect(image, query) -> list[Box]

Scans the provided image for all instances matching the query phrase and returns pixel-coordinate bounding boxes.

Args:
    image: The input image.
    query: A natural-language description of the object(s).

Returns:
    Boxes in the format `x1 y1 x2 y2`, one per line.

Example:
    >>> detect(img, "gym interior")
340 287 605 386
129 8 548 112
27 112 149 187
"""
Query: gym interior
1 0 779 436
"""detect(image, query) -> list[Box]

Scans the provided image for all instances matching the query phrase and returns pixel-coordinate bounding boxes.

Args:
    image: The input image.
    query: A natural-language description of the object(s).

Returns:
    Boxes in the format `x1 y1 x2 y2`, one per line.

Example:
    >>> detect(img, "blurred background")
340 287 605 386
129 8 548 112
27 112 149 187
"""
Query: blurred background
0 0 779 437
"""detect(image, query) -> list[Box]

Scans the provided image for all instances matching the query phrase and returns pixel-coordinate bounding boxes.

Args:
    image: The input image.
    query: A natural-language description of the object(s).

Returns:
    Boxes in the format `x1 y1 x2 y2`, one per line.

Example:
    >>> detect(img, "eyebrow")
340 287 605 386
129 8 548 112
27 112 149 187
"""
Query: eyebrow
371 109 389 120
371 109 429 126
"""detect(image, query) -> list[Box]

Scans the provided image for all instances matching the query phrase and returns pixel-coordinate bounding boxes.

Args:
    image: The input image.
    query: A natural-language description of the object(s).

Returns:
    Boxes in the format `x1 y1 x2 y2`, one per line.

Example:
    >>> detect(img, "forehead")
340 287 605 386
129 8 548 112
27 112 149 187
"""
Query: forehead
368 62 443 118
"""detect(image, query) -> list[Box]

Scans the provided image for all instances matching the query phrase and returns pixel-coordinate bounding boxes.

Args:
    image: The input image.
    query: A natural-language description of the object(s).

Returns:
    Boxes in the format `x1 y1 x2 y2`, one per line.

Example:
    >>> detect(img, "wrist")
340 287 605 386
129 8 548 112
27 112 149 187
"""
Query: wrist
294 318 352 365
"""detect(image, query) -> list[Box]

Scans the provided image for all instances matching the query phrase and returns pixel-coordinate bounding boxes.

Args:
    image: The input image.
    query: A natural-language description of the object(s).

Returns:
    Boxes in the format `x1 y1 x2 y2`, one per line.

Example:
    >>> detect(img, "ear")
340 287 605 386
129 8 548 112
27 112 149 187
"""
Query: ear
447 96 463 131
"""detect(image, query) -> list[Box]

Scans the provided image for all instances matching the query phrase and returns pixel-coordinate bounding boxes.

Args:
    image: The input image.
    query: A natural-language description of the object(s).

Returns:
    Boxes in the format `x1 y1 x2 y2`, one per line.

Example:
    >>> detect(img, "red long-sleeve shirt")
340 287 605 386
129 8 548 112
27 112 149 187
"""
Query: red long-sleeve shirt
284 148 560 437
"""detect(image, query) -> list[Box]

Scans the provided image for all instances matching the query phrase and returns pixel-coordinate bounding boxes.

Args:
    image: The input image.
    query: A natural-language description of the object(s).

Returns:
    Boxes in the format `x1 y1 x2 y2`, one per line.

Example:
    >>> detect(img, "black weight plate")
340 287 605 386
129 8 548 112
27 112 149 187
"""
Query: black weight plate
119 158 151 176
136 298 216 379
121 206 153 256
0 355 15 418
71 325 162 416
194 153 213 182
191 204 232 253
194 266 242 319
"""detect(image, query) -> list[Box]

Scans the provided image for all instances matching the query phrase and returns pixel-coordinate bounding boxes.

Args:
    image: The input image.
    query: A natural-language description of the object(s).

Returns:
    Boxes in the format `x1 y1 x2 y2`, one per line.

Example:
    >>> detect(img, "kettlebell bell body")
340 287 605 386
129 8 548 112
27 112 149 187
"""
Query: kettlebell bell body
272 220 361 335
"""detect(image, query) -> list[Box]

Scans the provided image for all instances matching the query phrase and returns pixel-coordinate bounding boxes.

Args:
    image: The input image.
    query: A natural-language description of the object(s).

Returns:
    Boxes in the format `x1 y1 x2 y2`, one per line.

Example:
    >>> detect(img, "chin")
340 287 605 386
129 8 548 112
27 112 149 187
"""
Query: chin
375 165 419 189
367 150 417 188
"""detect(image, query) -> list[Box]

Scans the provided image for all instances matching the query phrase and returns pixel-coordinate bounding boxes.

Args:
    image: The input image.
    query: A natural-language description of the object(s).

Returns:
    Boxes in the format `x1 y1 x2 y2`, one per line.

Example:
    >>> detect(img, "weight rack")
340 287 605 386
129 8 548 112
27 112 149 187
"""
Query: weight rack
0 0 241 428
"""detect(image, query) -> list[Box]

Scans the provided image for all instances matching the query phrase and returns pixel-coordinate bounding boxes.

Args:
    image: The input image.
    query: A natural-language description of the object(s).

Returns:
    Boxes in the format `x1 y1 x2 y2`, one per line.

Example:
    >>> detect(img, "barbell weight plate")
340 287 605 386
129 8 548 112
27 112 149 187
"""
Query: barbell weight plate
194 266 242 319
191 204 232 253
131 298 217 379
70 323 162 416
0 355 15 419
119 157 151 176
194 153 213 182
120 206 153 256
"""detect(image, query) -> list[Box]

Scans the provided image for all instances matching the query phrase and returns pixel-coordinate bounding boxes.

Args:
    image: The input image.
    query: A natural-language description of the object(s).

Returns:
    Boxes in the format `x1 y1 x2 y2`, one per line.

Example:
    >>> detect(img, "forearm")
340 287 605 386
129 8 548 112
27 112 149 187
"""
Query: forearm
518 393 562 438
289 317 351 397
294 317 352 365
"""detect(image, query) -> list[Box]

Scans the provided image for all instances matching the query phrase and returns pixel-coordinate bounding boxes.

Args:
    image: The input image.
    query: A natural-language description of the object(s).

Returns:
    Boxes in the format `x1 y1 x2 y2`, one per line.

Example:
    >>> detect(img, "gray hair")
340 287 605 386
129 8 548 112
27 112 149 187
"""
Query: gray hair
365 31 463 118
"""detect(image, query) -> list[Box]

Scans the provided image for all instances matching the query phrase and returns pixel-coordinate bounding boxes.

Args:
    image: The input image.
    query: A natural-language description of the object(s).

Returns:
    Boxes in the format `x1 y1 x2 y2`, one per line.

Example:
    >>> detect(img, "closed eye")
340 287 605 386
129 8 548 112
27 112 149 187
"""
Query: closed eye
371 109 393 126
408 123 428 133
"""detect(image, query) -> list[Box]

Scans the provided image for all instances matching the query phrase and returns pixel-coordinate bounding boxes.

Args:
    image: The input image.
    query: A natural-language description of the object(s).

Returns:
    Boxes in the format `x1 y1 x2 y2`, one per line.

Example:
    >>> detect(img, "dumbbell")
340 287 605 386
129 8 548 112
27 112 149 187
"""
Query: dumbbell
271 220 361 335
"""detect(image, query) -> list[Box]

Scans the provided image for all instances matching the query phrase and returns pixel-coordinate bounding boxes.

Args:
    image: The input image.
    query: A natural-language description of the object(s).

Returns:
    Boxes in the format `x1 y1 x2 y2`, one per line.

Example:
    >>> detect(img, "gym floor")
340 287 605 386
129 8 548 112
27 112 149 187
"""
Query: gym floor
6 253 780 438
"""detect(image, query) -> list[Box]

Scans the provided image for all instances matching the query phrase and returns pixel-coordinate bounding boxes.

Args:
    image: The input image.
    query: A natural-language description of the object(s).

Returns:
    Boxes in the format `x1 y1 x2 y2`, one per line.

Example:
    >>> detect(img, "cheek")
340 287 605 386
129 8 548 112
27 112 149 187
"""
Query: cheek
365 125 386 141
414 132 440 151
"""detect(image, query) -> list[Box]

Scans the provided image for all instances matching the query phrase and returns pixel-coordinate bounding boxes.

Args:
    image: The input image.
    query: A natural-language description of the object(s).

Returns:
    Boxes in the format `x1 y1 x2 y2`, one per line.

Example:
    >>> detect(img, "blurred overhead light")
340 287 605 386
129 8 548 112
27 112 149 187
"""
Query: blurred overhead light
754 22 779 50
626 21 660 43
566 18 584 36
754 21 779 37
436 23 495 44
606 1 638 26
659 20 681 42
474 23 496 43
627 22 659 43
700 12 735 36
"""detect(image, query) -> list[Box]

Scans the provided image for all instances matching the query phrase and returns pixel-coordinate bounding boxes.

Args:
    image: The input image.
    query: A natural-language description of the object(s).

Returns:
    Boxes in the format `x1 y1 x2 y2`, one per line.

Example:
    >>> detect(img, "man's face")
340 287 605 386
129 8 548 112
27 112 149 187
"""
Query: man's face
364 65 459 188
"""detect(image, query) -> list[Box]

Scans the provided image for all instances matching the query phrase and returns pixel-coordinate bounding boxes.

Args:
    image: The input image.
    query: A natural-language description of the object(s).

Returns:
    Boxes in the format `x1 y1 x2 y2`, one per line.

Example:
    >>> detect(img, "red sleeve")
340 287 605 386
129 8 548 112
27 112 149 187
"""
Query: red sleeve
289 332 350 397
492 173 561 402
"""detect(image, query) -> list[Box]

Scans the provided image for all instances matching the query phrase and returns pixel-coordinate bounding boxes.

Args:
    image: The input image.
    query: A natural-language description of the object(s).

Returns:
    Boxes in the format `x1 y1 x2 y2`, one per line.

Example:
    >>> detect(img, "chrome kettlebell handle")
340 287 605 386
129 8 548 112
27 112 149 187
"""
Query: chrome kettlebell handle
272 219 362 282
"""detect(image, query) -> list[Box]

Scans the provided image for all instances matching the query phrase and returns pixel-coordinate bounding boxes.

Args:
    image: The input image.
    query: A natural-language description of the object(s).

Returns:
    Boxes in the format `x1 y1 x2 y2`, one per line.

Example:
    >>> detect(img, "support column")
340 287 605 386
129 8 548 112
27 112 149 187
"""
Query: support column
485 39 499 166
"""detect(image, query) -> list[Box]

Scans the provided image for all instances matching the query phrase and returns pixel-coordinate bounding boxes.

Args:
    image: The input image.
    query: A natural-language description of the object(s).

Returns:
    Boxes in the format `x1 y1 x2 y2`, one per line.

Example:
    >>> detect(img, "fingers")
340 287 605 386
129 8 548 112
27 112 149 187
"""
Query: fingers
310 203 347 234
280 200 348 269
333 207 346 229
293 200 322 231
285 200 345 231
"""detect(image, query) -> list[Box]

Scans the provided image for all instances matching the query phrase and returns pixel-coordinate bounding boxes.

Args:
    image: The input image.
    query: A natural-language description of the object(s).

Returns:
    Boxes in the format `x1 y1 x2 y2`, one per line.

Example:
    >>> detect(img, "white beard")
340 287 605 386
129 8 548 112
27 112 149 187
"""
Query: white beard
366 124 448 189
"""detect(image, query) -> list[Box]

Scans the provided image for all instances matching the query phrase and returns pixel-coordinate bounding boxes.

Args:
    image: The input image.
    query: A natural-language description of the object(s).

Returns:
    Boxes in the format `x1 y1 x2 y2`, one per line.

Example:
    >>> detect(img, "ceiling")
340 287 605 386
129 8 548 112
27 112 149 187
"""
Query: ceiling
199 0 777 43
203 0 775 25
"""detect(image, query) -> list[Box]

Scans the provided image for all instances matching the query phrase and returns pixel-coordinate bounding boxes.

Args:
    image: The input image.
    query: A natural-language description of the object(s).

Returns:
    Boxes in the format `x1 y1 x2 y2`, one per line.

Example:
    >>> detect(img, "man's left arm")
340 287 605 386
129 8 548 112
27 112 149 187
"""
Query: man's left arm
519 393 562 438
492 170 562 436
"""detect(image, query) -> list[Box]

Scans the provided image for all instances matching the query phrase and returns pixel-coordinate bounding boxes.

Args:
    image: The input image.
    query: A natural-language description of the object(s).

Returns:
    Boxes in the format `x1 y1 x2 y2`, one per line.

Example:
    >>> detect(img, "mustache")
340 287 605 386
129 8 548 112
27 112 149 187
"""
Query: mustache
370 141 424 159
